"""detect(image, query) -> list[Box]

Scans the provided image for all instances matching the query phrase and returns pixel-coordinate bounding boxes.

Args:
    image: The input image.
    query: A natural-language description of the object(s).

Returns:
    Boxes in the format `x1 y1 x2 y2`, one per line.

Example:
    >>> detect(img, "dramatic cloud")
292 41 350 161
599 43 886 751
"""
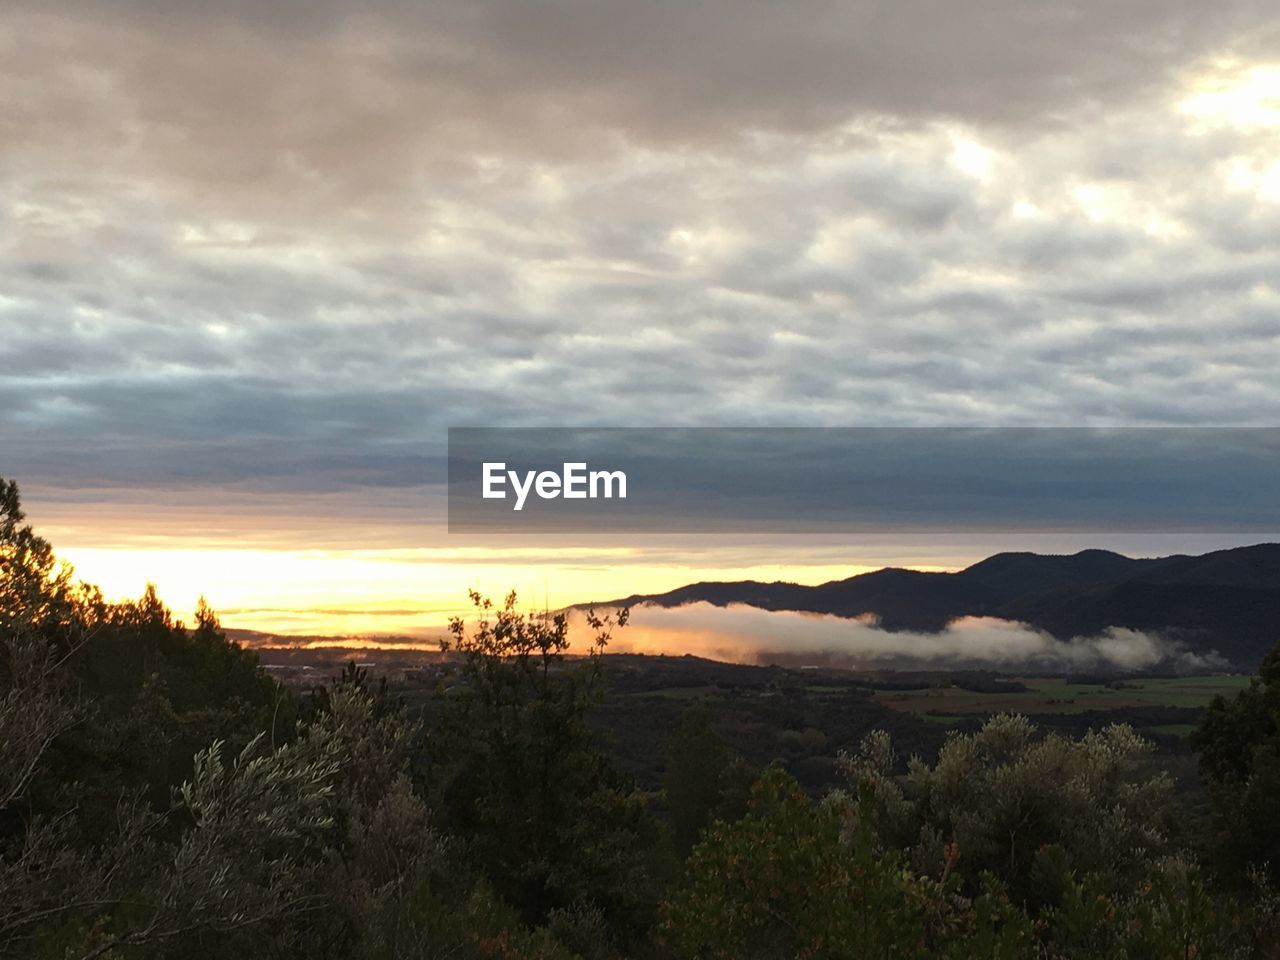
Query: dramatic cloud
3 0 1280 503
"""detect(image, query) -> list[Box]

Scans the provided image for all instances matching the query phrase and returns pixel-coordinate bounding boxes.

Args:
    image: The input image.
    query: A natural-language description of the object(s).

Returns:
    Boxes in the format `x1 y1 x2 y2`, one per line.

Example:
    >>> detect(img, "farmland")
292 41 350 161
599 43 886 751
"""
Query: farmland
873 674 1251 718
256 648 1243 793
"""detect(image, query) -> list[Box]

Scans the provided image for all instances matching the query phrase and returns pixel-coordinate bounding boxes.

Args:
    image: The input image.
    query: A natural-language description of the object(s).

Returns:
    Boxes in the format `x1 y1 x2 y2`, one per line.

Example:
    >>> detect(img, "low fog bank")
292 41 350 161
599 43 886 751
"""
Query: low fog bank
571 603 1228 674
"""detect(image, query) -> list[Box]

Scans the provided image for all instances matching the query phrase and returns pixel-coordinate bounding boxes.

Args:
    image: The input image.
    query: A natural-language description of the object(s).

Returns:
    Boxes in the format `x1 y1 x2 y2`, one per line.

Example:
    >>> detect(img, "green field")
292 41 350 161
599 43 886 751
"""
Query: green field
626 684 721 699
1146 723 1198 737
875 675 1251 717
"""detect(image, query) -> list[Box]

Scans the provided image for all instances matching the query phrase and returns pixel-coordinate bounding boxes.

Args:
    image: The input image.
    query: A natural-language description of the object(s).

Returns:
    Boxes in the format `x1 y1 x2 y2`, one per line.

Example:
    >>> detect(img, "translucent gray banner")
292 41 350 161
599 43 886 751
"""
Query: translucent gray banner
447 427 1280 534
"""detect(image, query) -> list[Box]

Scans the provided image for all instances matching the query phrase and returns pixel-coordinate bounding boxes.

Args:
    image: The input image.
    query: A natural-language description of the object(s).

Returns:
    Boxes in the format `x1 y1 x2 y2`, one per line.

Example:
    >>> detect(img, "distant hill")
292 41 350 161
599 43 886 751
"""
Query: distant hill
599 544 1280 669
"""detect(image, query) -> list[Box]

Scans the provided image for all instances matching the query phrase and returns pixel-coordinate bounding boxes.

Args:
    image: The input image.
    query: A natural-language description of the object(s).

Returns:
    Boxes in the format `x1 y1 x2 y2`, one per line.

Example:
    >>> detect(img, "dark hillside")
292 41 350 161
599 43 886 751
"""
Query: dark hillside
597 544 1280 669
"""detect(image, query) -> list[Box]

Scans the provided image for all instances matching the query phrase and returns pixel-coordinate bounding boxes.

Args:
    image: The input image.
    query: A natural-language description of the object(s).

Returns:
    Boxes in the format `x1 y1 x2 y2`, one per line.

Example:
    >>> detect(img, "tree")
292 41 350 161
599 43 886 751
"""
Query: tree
1195 643 1280 886
1040 855 1253 960
3 654 445 959
841 715 1176 906
429 592 658 940
0 477 399 957
663 758 1255 960
661 767 1034 960
663 705 731 857
0 476 100 812
0 476 114 956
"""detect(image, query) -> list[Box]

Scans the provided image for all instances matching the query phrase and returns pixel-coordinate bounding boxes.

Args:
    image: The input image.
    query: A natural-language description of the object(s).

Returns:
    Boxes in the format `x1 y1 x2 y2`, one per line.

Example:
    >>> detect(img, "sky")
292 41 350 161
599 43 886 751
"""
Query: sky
3 1 1280 636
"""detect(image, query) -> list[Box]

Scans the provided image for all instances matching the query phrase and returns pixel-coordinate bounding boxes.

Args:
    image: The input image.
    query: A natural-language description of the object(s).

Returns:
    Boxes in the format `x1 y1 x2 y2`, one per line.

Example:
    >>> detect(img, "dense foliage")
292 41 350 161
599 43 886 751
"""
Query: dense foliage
1196 644 1280 888
3 475 1279 958
428 592 662 941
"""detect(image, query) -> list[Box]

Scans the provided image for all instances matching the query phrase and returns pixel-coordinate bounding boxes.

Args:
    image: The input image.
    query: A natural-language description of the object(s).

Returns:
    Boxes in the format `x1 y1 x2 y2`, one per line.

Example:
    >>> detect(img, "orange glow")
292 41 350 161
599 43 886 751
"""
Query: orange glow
29 486 971 640
55 543 930 637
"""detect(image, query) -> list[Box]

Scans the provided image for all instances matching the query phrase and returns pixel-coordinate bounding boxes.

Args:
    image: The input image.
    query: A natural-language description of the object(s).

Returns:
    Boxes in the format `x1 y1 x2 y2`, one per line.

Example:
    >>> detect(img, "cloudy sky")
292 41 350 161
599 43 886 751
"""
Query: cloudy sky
3 1 1279 633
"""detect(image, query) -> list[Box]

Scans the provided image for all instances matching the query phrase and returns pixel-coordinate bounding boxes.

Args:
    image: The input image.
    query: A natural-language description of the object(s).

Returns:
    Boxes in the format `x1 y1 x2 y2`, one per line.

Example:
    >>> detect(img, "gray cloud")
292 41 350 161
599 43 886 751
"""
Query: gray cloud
2 0 1280 510
11 1 1279 151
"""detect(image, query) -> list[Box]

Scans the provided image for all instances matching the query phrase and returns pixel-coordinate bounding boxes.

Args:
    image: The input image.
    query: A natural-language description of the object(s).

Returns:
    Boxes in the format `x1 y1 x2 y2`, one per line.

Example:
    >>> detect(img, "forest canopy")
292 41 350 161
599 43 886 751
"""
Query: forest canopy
2 475 1279 958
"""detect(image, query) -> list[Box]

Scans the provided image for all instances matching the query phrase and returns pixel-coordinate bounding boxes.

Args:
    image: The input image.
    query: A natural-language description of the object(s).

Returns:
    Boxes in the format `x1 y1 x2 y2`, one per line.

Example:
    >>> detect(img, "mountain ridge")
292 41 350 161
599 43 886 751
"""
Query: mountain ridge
595 544 1280 668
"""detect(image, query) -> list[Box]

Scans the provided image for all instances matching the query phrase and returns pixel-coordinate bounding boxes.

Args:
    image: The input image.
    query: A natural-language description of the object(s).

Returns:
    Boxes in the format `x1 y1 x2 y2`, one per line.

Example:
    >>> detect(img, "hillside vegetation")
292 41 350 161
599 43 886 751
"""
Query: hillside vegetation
4 475 1280 958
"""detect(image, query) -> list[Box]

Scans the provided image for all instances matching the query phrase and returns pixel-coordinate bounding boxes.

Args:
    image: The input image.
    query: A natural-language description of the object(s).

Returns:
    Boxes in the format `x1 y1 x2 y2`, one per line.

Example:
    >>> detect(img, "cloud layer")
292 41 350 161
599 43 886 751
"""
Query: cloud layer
599 603 1228 673
3 1 1280 501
